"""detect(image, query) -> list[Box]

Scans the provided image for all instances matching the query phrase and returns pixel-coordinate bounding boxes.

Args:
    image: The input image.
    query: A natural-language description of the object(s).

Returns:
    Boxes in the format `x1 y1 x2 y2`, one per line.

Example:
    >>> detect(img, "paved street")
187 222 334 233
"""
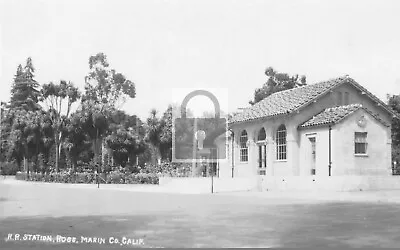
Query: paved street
1 179 400 248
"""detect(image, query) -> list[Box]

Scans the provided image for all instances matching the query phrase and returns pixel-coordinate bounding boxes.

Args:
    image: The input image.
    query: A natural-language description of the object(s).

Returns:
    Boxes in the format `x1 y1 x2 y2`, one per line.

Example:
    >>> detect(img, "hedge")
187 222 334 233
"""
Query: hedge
15 171 159 185
0 162 20 175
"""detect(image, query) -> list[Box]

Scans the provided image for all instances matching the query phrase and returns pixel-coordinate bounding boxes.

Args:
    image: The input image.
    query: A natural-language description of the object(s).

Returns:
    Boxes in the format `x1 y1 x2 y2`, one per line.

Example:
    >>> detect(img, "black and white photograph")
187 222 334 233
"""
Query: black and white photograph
1 0 400 248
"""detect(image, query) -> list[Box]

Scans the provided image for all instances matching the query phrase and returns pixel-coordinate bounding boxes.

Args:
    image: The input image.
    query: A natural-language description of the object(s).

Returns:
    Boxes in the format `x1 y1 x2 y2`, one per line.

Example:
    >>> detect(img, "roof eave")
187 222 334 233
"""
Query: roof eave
347 79 400 119
229 112 291 127
298 122 335 130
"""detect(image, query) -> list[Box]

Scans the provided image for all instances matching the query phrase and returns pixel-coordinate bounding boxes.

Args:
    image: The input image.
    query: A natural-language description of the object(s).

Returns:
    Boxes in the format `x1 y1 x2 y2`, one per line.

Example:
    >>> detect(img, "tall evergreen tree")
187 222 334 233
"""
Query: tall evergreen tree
9 58 41 111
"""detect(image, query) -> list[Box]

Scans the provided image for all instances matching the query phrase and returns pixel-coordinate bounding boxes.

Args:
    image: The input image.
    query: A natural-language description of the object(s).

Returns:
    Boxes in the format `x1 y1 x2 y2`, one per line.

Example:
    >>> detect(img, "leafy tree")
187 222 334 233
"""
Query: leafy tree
2 106 53 172
1 102 10 163
146 109 163 165
159 105 172 161
82 52 136 168
105 127 146 167
64 110 92 172
9 58 41 111
105 110 146 167
250 67 307 105
388 94 400 165
41 80 80 172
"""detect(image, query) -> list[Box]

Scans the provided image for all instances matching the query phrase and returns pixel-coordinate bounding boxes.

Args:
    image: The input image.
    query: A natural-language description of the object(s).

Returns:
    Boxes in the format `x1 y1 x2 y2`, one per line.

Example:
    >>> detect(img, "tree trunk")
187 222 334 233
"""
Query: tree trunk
93 129 102 169
35 136 39 173
101 139 106 169
24 156 29 179
55 135 59 172
71 155 77 173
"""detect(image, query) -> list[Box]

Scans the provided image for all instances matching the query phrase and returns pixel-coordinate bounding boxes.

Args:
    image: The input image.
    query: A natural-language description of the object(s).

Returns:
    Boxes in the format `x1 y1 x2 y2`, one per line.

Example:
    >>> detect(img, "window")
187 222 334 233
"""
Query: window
276 125 287 160
337 92 343 106
258 128 266 141
240 130 248 162
355 132 368 155
344 92 349 105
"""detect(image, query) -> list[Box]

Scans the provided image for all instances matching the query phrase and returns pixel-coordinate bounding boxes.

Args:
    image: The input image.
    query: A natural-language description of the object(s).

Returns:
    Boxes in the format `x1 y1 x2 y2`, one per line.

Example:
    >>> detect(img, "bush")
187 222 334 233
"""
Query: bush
15 170 158 185
1 161 20 175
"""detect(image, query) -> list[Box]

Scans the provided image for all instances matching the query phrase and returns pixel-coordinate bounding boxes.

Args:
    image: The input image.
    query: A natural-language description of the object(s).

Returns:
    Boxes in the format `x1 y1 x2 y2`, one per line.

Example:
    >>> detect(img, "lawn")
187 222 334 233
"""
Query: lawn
1 180 400 248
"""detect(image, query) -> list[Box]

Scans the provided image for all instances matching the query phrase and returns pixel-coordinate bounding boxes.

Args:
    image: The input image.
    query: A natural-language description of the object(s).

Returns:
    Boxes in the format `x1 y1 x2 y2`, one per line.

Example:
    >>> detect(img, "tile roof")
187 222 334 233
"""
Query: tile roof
229 76 348 124
299 104 362 128
229 76 400 124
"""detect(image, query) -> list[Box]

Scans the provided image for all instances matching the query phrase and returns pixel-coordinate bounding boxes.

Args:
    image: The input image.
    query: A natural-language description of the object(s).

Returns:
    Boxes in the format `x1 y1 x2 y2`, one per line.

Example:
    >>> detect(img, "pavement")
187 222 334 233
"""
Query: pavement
2 177 400 204
2 177 400 248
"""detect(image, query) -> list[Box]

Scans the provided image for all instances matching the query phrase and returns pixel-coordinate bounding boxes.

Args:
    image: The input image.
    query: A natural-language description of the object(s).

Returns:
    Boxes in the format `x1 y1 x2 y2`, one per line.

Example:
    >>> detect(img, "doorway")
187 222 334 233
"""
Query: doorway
309 137 316 175
258 144 267 175
257 128 267 175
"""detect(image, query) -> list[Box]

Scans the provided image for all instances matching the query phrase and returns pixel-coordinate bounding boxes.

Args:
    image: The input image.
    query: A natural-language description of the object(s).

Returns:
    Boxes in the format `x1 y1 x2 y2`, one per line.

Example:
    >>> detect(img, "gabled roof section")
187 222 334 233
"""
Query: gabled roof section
300 104 361 128
299 104 390 128
229 76 347 124
345 77 399 119
229 76 400 124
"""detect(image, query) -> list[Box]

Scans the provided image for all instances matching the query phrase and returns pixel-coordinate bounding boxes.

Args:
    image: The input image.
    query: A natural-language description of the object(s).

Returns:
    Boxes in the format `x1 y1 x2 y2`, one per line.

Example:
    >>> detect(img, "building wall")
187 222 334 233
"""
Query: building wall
231 116 294 177
298 127 330 176
228 81 393 178
332 109 392 175
215 135 232 178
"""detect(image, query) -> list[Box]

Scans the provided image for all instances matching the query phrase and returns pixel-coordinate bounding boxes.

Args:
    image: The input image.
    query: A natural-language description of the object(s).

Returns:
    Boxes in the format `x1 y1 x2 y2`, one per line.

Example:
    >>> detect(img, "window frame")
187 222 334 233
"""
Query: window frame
354 132 368 155
276 125 287 160
257 127 266 141
239 130 249 162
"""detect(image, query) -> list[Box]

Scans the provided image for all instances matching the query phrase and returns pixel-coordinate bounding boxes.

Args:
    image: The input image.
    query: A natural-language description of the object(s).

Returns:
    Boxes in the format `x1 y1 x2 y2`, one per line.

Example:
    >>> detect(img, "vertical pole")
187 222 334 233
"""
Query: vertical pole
97 164 100 188
231 132 235 178
192 118 197 176
0 108 2 177
328 125 332 176
211 170 214 193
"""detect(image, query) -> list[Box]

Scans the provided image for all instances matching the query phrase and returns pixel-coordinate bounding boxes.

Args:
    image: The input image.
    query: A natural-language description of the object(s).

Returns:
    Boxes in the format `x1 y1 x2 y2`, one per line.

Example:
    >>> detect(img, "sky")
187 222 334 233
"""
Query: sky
1 0 400 119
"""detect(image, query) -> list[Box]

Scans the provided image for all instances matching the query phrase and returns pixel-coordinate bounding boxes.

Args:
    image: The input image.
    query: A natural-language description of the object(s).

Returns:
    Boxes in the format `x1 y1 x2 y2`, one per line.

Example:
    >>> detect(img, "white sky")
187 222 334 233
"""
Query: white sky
1 0 400 119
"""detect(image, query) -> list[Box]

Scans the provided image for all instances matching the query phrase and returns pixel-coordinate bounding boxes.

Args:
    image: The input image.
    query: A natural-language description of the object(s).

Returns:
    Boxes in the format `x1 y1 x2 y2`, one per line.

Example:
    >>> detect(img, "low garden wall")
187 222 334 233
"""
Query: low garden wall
259 176 400 191
158 176 259 193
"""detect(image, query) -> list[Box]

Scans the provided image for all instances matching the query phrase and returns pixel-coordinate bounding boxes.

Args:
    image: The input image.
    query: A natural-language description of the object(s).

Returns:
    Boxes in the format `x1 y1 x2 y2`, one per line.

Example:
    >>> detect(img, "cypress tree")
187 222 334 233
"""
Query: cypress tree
9 58 40 111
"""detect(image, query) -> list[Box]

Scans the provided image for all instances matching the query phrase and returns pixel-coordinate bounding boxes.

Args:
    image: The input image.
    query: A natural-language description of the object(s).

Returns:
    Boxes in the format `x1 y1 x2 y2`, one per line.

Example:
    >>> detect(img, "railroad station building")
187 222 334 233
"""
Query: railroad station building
217 76 398 178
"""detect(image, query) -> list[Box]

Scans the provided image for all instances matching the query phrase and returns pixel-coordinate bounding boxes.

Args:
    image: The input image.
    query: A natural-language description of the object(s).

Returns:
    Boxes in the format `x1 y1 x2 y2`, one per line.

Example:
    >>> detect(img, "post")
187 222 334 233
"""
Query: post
192 118 198 176
231 131 235 178
96 164 100 188
211 172 214 193
210 159 214 193
328 125 332 176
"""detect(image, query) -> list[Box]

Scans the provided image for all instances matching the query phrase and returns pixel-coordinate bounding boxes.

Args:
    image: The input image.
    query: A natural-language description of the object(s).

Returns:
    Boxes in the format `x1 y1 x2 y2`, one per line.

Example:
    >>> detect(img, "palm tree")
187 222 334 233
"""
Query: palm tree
146 109 162 165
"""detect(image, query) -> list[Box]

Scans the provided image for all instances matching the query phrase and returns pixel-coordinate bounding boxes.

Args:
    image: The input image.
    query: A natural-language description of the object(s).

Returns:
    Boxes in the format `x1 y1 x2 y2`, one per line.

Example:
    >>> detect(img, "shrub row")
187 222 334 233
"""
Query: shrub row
0 162 20 175
15 171 159 185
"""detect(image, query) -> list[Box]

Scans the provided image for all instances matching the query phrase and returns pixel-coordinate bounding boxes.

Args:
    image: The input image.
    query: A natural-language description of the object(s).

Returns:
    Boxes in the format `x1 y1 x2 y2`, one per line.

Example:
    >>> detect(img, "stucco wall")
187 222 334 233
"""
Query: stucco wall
231 116 294 177
229 81 393 177
333 109 392 176
158 176 400 193
259 176 400 191
298 127 330 176
159 177 259 193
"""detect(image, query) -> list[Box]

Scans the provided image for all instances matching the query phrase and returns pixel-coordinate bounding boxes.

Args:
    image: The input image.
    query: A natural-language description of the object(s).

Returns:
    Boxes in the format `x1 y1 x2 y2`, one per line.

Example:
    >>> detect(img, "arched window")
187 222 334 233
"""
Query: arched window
257 128 266 141
240 130 248 162
276 125 287 160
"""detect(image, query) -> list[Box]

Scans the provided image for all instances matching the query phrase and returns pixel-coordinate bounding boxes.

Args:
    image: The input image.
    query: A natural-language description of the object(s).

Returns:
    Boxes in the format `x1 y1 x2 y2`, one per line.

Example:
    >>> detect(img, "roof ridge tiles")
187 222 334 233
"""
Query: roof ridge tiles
230 75 398 124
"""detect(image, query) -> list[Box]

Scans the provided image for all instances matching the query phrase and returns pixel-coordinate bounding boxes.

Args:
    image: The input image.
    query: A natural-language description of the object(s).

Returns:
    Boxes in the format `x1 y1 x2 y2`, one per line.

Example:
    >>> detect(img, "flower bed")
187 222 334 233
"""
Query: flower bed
15 171 159 185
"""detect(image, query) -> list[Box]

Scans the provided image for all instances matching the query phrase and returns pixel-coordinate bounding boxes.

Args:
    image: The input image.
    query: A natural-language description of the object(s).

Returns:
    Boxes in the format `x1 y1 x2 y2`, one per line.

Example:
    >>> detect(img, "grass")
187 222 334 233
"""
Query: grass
1 181 400 248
